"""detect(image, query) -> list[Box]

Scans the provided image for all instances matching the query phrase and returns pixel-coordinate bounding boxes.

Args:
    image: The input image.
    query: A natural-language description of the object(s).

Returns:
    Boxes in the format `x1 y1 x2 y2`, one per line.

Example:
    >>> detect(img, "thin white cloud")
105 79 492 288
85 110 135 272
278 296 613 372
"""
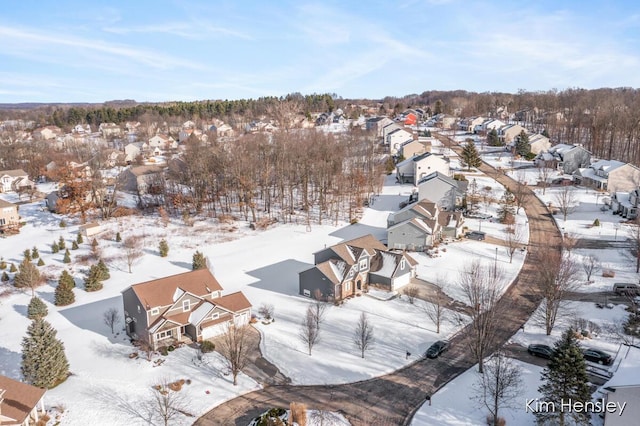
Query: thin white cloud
103 21 251 40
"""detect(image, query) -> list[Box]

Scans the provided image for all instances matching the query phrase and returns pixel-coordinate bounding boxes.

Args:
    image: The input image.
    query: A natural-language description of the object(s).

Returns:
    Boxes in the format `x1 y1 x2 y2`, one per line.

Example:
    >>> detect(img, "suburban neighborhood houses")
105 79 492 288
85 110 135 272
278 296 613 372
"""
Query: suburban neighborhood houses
3 86 640 426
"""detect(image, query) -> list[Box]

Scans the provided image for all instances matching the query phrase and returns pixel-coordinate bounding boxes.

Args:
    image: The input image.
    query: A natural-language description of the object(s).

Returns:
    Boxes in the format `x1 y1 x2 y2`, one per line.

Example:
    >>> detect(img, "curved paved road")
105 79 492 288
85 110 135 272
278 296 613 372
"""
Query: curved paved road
195 135 562 426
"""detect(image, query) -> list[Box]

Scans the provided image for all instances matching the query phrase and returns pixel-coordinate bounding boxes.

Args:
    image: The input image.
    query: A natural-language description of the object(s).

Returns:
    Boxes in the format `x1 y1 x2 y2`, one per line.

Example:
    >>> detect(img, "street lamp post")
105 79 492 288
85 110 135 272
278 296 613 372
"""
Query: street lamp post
494 247 498 279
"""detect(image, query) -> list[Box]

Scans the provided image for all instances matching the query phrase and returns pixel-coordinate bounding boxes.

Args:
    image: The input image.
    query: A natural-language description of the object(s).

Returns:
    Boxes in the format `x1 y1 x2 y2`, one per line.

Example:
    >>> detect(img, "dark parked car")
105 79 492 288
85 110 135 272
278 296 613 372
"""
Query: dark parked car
465 231 486 241
527 344 553 359
582 348 613 365
425 340 450 359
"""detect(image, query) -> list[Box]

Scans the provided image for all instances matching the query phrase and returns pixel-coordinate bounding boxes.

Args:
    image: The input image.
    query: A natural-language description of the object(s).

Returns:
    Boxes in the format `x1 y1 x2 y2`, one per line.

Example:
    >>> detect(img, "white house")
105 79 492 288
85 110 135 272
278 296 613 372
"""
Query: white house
396 153 450 185
386 128 414 155
602 345 640 426
0 169 33 193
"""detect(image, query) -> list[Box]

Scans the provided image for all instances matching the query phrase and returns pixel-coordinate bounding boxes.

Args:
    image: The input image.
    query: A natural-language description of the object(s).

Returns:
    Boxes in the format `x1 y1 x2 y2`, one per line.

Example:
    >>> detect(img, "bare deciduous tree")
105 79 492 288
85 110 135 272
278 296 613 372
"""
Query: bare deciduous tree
403 285 420 304
258 303 275 320
150 379 190 426
299 306 320 356
353 312 374 358
512 172 531 214
553 186 578 221
103 307 120 334
537 160 554 195
582 254 600 282
311 301 329 331
217 323 250 386
457 260 503 373
423 277 448 334
504 225 524 264
123 236 143 273
473 351 523 426
534 250 581 335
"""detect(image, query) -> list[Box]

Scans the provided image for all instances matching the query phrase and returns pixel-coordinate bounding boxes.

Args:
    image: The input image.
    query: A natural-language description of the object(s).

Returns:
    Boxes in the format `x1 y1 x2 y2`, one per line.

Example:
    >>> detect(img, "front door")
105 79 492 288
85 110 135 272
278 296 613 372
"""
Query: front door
357 280 362 291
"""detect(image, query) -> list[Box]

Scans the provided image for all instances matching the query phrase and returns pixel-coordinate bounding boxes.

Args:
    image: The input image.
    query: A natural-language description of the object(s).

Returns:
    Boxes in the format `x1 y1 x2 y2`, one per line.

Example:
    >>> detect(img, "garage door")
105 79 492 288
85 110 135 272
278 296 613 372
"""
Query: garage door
201 323 226 340
393 273 411 291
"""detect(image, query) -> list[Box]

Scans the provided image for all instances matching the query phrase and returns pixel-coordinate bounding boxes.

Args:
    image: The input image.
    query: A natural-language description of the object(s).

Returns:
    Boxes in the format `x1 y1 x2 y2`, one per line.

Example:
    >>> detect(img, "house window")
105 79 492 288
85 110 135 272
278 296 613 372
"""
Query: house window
303 289 311 297
137 305 141 314
400 258 406 269
211 312 219 320
0 218 4 225
345 282 351 291
151 307 159 316
156 330 172 340
348 269 354 278
183 300 190 312
359 258 368 271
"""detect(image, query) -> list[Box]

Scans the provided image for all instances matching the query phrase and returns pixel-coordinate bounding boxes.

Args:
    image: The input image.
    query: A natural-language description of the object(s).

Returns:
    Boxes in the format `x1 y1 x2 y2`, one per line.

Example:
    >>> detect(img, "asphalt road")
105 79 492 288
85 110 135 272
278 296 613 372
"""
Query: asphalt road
194 134 563 426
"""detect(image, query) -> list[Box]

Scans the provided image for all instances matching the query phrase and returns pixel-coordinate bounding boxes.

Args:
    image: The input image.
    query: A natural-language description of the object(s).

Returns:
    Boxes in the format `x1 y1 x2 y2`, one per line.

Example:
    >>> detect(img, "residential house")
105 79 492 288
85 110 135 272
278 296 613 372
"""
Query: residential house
459 116 485 133
118 165 164 195
0 199 19 232
178 128 193 143
382 122 402 143
396 153 450 185
32 126 62 141
498 124 526 144
365 117 394 137
601 345 640 426
122 269 252 350
611 190 639 219
477 119 506 133
73 124 91 134
148 135 176 151
124 142 147 163
439 115 457 130
524 133 551 155
0 169 33 193
299 234 416 300
535 144 591 174
576 160 640 193
417 171 468 210
99 122 121 138
0 375 47 426
78 222 104 238
386 128 414 155
399 139 430 159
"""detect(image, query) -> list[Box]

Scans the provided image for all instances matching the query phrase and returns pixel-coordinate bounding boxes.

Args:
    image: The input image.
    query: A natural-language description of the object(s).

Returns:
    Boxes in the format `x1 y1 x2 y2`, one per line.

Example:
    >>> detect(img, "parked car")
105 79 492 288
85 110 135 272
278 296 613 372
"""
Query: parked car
465 231 486 241
425 340 450 359
527 344 553 359
612 283 640 296
582 348 613 365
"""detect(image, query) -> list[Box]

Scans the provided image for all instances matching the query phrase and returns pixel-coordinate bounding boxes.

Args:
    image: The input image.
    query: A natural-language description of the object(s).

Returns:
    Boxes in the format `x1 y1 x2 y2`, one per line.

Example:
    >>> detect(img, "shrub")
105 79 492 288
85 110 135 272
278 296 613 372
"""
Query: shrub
1 271 8 282
192 251 207 270
76 233 83 244
115 232 122 242
71 241 79 250
159 347 169 356
59 219 66 228
159 239 169 257
96 259 110 280
37 258 45 266
31 247 39 259
0 258 6 270
63 249 71 264
350 218 359 224
55 271 75 306
27 297 48 319
167 345 175 352
9 263 17 273
593 218 600 227
23 249 31 261
51 242 59 253
258 303 275 320
200 340 215 353
58 236 66 250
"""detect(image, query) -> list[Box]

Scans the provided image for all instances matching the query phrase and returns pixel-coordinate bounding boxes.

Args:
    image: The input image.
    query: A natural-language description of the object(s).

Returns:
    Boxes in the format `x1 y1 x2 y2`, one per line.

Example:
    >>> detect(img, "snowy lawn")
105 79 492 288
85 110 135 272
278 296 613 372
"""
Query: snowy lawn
411 359 544 426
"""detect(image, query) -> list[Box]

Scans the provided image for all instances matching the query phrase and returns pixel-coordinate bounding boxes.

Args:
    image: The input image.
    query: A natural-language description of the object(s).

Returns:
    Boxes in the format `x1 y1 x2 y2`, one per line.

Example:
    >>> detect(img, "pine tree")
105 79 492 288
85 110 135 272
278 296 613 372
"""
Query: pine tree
541 129 550 138
461 140 482 171
537 328 591 425
58 236 66 250
55 271 76 306
514 131 531 157
27 297 48 320
37 258 45 266
159 239 169 257
1 271 9 282
497 190 516 224
71 241 79 250
21 318 70 388
84 265 104 292
9 263 17 272
97 259 110 280
51 241 59 253
487 128 501 146
23 249 31 261
0 257 6 270
115 232 122 242
76 232 83 244
192 251 207 270
14 258 41 293
63 249 71 264
31 247 39 259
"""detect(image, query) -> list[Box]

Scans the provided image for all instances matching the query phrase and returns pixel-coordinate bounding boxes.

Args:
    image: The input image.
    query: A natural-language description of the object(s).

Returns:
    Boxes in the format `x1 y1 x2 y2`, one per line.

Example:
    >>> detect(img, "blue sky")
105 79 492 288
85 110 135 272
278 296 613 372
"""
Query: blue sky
1 0 639 103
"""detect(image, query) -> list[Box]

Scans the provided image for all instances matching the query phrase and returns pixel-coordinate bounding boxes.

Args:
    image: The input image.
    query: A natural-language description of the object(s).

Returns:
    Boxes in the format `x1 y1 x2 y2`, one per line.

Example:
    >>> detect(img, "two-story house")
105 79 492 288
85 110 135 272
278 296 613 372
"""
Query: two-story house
535 144 591 174
0 169 33 193
577 160 640 193
498 124 526 144
299 234 416 300
611 189 639 219
396 153 450 185
386 128 414 155
417 171 468 210
122 269 252 350
0 199 19 232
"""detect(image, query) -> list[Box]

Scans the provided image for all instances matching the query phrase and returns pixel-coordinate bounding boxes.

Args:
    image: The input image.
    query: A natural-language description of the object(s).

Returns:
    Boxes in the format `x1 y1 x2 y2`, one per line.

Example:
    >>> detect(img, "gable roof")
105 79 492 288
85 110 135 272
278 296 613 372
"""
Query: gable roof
0 199 16 209
127 269 223 309
0 375 45 425
215 291 252 312
315 259 348 284
417 171 457 187
323 234 387 265
0 169 28 177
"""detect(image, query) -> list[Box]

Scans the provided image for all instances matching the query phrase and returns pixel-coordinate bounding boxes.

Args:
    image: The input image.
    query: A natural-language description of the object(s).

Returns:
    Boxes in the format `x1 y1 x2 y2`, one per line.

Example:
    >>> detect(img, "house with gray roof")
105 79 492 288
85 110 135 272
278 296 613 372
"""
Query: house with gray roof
0 169 33 193
396 153 449 185
534 144 591 174
576 160 640 193
417 172 467 210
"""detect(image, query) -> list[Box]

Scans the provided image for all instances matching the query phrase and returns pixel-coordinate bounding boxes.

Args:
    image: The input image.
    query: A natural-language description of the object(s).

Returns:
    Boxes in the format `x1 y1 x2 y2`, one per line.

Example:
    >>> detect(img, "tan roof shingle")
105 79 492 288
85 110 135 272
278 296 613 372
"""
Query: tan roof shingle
129 269 223 309
0 375 45 425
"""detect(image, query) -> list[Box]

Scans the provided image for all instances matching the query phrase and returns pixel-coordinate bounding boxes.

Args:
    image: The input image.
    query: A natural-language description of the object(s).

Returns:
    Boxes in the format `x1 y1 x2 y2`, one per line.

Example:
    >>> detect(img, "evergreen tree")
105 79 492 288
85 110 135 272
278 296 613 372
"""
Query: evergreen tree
58 236 66 250
21 318 70 388
159 239 169 257
192 251 207 270
76 232 83 244
541 129 550 138
9 263 17 272
537 328 591 425
460 140 482 171
37 258 45 266
497 190 516 224
115 232 122 242
27 297 48 320
14 258 41 293
84 265 104 292
97 259 110 280
31 247 39 259
55 271 76 306
0 257 6 270
23 249 31 261
487 128 502 146
51 241 59 253
71 241 79 250
63 249 71 264
514 131 531 157
1 271 9 282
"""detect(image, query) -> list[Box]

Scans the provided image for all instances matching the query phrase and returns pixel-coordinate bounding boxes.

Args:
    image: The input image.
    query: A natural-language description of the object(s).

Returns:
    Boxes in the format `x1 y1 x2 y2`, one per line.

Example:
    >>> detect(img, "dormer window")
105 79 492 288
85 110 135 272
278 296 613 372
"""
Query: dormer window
182 300 190 312
359 258 368 271
400 258 406 269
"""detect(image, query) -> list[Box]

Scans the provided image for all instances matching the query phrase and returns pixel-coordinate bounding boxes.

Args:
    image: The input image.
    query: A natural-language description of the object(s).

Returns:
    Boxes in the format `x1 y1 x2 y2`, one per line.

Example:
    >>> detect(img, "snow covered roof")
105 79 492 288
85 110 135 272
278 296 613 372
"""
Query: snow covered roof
373 251 400 278
604 345 640 388
189 300 215 325
388 217 435 234
321 234 387 265
590 159 626 173
316 259 348 284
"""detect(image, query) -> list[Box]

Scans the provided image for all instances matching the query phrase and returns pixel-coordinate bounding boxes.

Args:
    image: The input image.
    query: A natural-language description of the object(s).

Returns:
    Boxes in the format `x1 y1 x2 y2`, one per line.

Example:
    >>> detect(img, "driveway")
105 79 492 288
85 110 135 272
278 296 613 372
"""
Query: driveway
195 132 563 426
